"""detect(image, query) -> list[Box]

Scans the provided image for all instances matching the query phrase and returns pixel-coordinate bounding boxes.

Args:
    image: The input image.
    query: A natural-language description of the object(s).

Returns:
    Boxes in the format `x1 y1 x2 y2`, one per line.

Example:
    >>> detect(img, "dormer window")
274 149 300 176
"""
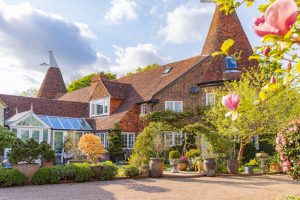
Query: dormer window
163 66 173 74
225 56 238 70
90 97 110 117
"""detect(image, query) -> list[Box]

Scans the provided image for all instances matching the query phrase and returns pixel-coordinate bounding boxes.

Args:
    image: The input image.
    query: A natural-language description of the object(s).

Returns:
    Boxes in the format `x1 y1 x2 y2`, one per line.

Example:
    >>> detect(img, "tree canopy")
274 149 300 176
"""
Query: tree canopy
67 72 116 92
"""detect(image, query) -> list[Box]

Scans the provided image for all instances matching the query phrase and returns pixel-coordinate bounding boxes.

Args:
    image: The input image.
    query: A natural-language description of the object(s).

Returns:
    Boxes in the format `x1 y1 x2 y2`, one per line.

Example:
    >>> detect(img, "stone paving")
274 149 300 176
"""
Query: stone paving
0 174 299 200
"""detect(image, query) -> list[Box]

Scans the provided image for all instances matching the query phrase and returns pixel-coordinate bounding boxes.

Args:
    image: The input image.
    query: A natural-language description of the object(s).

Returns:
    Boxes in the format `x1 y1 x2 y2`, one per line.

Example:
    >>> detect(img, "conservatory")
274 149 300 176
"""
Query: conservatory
5 110 92 163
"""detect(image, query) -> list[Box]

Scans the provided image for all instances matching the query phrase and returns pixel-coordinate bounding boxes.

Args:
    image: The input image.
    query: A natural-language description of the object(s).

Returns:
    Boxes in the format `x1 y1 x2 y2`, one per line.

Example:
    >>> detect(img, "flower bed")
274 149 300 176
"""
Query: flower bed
276 120 300 181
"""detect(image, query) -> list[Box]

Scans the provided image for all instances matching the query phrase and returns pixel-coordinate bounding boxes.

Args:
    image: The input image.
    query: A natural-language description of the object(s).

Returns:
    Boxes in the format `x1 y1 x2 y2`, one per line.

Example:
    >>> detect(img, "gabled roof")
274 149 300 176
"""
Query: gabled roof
0 94 89 119
115 55 209 102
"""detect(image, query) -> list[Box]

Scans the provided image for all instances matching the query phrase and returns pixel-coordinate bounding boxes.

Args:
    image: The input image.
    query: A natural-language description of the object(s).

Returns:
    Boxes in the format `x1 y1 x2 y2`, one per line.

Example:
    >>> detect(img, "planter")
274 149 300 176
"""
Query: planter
149 158 163 178
178 162 187 171
139 165 149 176
197 160 204 173
203 158 216 177
227 159 238 174
169 159 179 173
269 163 282 173
90 165 103 179
244 166 254 175
12 164 40 182
256 152 268 159
41 161 54 168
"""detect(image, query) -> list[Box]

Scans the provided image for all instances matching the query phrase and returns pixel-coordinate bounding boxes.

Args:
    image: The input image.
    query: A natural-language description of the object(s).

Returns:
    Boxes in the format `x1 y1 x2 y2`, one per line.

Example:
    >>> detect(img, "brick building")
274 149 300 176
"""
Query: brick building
0 7 255 162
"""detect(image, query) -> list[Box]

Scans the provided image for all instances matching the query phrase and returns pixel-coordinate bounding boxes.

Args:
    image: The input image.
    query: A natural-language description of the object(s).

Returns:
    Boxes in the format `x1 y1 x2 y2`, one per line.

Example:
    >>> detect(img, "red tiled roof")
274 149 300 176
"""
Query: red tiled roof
0 94 90 119
59 86 93 103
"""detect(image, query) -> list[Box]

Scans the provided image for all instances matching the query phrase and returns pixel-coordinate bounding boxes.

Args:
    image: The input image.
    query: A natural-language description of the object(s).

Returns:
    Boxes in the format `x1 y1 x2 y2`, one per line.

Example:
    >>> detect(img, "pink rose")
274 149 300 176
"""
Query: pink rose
222 93 240 111
253 0 297 37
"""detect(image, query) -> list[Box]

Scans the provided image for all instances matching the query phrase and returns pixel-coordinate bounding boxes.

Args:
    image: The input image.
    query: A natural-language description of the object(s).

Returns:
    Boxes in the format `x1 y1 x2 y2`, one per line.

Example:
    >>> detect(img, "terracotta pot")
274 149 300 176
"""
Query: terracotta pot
178 162 187 171
149 158 163 178
197 160 205 173
12 164 40 182
269 163 282 173
41 161 54 168
203 158 216 177
227 159 238 174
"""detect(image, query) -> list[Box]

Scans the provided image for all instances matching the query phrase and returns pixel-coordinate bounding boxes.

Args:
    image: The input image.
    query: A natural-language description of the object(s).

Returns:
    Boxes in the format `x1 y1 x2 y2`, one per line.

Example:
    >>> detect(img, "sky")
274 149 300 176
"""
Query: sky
0 0 263 95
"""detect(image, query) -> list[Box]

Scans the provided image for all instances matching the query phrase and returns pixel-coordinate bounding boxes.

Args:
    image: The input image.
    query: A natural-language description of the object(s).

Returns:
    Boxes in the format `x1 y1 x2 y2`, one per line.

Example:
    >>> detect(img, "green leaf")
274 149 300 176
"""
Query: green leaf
263 34 281 43
292 54 298 60
275 69 286 74
221 39 235 54
258 4 268 12
212 51 224 57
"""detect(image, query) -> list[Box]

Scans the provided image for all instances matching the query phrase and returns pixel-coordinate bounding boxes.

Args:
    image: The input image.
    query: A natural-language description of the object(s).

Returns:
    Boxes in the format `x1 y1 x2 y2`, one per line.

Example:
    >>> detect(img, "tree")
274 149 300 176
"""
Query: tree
206 69 300 164
78 134 104 163
0 126 16 154
9 138 40 164
126 64 160 76
107 124 124 163
20 88 38 97
67 72 117 92
129 122 167 167
64 132 81 160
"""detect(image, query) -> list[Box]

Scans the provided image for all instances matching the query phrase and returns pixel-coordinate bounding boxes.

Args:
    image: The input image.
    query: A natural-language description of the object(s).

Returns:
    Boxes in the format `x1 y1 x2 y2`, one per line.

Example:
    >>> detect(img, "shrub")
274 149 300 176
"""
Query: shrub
64 132 82 160
78 134 104 163
123 165 139 177
186 149 201 159
169 150 180 159
0 126 16 153
40 141 55 162
9 138 40 164
99 161 118 180
107 124 125 163
59 165 76 180
32 167 61 185
73 163 95 182
0 168 27 187
245 159 258 167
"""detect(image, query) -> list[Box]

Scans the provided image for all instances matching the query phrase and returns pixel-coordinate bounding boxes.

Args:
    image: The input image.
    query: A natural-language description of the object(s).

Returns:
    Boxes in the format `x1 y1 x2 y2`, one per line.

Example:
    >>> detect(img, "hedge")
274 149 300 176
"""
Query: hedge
0 168 27 187
123 165 139 177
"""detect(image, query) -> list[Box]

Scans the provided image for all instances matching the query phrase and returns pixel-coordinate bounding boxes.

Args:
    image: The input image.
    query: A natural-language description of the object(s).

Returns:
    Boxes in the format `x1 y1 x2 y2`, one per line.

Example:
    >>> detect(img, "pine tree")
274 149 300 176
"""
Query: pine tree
107 124 124 163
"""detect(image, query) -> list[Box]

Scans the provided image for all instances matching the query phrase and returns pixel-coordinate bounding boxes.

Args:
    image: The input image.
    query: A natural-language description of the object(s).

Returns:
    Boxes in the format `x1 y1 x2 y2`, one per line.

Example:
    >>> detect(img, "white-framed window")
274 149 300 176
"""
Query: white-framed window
97 133 109 148
90 97 110 117
16 128 50 144
206 93 215 106
164 131 182 146
165 101 183 112
122 132 135 149
141 103 147 115
226 56 238 70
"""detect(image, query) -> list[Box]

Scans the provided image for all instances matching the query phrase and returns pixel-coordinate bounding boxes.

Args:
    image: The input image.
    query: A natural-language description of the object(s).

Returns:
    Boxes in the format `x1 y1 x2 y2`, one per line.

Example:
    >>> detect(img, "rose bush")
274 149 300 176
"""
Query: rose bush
276 120 300 180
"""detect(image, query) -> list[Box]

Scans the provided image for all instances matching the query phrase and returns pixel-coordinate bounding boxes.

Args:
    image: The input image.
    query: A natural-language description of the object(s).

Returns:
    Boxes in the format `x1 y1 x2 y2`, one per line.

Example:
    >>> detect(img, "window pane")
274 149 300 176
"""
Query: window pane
165 102 173 110
11 128 17 137
43 130 48 142
59 118 73 129
128 134 134 149
48 117 63 129
206 93 215 106
20 130 29 142
165 132 173 146
96 104 104 115
226 57 237 69
54 131 64 154
174 102 182 112
32 130 40 143
174 132 182 146
69 118 81 130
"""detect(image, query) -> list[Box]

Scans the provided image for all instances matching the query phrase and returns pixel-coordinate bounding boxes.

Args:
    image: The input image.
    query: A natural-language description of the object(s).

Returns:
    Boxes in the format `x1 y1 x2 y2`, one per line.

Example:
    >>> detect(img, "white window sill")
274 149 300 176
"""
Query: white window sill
224 70 241 73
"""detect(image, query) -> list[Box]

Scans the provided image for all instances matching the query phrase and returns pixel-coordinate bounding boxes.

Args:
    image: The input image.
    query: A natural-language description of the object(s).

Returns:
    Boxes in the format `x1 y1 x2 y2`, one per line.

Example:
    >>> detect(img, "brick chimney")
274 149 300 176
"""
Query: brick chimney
91 73 109 87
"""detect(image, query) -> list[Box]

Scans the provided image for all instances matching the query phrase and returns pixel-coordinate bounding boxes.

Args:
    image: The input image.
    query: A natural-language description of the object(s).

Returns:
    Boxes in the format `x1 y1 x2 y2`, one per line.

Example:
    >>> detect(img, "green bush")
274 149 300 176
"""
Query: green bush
32 167 61 185
9 138 40 164
40 141 55 162
186 149 201 159
59 165 76 180
0 168 27 187
245 159 259 167
99 161 118 180
123 165 139 177
73 163 95 182
169 150 180 159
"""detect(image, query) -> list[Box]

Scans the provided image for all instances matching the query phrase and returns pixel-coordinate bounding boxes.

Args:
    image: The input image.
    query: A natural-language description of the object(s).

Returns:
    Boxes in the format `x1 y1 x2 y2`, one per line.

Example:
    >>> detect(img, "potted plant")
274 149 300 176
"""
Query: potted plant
268 154 282 173
203 158 216 177
8 138 40 182
169 150 180 173
186 149 201 171
244 159 258 175
149 133 164 178
178 155 188 171
40 141 55 167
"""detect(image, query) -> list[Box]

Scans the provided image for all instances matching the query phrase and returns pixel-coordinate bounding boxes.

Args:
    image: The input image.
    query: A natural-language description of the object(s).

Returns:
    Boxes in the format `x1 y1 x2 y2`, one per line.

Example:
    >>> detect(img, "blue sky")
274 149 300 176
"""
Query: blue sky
0 0 262 94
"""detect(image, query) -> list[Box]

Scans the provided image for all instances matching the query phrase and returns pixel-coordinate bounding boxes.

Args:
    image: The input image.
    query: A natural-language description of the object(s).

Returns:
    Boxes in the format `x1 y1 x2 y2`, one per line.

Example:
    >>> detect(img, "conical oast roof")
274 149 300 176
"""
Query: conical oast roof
37 67 67 99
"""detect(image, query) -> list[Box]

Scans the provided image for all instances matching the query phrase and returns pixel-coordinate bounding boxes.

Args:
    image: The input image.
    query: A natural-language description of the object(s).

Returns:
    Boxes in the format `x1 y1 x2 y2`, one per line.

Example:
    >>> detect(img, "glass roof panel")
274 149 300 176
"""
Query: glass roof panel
68 118 82 130
59 118 73 130
48 117 64 129
77 119 91 130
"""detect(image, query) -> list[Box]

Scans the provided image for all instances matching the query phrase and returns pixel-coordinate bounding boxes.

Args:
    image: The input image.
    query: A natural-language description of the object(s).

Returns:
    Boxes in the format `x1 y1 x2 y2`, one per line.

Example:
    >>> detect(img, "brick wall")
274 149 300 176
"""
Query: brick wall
110 98 123 114
119 105 144 133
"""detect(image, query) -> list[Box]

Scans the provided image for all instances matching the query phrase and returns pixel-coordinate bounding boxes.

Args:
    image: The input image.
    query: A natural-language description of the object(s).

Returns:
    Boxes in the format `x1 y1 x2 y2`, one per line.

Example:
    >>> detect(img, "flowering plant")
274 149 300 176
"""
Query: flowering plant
179 155 188 163
276 120 300 180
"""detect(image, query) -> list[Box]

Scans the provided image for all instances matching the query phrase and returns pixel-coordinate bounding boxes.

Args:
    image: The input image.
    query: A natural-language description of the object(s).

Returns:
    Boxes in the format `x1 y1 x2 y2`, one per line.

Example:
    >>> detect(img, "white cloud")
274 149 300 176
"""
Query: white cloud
104 0 138 24
0 1 103 94
111 43 167 74
159 4 214 44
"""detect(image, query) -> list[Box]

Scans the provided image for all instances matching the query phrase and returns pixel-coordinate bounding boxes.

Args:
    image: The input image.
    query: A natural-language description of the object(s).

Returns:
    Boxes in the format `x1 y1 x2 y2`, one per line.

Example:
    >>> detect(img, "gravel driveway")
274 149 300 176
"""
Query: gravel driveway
0 175 299 200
